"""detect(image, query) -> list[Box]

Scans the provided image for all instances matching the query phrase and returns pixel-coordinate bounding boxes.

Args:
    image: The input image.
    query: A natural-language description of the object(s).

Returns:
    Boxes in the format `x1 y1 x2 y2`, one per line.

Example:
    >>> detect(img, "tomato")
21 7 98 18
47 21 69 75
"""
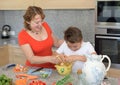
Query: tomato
29 80 46 85
52 82 56 85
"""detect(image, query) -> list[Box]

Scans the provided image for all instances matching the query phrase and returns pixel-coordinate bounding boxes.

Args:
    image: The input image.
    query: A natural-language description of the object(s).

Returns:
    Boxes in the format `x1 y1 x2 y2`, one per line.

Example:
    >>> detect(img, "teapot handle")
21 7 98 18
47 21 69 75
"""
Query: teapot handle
101 55 111 72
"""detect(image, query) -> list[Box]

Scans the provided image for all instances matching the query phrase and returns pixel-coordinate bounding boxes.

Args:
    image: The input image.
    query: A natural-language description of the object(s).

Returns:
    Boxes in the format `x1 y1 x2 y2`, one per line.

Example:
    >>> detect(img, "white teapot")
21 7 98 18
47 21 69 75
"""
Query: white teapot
78 54 111 85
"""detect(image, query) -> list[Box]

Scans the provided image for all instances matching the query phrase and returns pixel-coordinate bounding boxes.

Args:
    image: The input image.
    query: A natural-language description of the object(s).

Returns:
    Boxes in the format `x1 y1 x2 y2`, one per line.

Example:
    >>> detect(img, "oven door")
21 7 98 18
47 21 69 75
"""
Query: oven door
95 34 120 64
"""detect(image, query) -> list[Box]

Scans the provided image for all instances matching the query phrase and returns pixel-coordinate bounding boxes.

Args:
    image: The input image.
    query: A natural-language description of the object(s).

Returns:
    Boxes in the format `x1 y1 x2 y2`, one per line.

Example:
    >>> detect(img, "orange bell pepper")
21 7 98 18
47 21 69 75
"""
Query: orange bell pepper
15 78 27 85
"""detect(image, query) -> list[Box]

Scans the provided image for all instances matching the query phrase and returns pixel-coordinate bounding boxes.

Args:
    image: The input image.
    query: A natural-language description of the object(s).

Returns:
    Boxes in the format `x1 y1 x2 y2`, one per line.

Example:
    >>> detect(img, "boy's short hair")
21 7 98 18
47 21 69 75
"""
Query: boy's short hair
64 26 83 43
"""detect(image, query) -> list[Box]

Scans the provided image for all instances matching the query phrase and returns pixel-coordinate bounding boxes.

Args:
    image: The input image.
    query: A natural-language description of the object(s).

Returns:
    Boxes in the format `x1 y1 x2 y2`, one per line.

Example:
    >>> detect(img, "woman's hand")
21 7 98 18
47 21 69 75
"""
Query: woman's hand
49 54 66 64
51 54 67 64
49 56 61 64
56 54 66 64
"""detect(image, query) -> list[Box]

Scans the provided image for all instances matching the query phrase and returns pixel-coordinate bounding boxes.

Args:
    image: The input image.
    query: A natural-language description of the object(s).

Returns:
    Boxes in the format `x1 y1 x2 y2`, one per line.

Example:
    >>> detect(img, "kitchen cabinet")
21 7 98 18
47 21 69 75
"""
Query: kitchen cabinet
0 0 33 10
0 0 95 10
34 0 95 9
0 45 26 66
107 68 120 78
0 45 9 66
9 45 26 64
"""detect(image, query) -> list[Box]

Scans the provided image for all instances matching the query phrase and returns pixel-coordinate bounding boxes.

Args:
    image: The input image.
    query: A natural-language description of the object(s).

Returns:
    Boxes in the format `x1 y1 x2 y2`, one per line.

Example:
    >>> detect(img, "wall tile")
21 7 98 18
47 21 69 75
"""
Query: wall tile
0 9 95 43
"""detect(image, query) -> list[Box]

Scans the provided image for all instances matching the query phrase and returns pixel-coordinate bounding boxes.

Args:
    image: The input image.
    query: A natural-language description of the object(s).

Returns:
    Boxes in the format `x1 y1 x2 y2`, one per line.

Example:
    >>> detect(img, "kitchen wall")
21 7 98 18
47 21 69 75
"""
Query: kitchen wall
0 11 5 28
0 9 95 44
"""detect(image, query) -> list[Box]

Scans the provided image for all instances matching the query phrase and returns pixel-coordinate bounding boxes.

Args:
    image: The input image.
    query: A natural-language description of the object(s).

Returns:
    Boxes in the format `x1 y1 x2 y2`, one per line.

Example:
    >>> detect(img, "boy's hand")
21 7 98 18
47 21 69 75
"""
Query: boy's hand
56 54 66 64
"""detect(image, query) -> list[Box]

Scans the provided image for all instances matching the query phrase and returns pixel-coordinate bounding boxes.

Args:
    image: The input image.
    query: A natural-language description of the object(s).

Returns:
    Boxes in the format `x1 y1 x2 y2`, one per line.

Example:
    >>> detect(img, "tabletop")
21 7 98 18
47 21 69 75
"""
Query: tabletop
0 65 119 85
0 65 79 85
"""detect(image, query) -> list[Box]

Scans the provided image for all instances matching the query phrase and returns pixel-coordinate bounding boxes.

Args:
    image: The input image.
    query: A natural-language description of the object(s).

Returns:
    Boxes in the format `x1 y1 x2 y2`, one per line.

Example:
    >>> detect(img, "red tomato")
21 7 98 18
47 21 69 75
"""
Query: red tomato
29 80 46 85
52 82 56 85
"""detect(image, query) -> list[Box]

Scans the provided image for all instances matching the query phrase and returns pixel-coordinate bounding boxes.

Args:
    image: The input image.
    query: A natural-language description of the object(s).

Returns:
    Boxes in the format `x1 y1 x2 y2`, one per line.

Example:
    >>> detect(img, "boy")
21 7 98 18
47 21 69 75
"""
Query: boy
56 26 96 73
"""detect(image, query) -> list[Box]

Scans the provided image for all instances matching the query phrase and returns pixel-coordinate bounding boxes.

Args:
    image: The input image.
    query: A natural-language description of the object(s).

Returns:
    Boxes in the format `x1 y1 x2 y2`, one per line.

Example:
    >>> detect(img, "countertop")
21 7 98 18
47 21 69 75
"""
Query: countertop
0 65 119 85
0 66 78 85
0 37 18 46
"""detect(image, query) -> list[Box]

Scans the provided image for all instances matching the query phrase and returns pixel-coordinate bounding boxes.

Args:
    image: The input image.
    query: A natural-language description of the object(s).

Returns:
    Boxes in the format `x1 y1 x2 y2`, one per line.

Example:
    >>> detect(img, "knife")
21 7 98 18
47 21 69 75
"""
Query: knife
31 67 44 73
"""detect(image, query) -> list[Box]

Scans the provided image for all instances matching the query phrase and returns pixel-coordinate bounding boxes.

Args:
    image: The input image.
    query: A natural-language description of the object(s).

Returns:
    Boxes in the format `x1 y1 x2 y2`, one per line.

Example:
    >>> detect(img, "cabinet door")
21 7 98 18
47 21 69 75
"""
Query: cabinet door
12 46 26 65
0 0 33 10
107 68 120 78
0 45 9 66
34 0 95 9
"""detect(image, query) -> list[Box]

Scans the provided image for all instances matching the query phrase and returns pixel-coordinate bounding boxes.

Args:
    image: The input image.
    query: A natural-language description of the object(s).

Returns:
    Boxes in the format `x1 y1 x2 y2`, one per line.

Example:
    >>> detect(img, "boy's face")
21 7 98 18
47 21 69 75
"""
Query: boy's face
66 41 82 51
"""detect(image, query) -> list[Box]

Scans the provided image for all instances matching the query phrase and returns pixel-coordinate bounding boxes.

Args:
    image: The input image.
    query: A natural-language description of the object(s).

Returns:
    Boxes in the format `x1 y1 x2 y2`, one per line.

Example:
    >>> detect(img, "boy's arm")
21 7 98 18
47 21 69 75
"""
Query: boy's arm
66 55 87 63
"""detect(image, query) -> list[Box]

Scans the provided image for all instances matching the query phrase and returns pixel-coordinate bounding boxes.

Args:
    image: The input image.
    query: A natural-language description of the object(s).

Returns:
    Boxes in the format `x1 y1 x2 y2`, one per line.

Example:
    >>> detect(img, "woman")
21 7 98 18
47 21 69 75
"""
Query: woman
18 6 63 69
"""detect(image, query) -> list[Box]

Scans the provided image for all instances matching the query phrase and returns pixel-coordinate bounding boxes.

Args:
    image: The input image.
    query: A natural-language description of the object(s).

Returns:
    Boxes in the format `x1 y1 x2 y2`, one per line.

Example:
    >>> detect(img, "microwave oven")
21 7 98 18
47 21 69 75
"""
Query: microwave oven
96 0 120 28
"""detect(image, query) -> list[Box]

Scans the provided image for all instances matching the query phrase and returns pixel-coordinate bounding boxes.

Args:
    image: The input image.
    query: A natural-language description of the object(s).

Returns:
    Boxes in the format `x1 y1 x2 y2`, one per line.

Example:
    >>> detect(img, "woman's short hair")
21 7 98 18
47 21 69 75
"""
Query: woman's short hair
23 6 45 30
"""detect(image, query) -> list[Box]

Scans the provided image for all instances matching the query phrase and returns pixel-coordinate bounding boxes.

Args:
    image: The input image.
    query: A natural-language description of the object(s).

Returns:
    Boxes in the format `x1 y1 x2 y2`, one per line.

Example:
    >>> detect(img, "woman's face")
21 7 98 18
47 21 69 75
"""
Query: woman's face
29 14 43 32
66 41 82 51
